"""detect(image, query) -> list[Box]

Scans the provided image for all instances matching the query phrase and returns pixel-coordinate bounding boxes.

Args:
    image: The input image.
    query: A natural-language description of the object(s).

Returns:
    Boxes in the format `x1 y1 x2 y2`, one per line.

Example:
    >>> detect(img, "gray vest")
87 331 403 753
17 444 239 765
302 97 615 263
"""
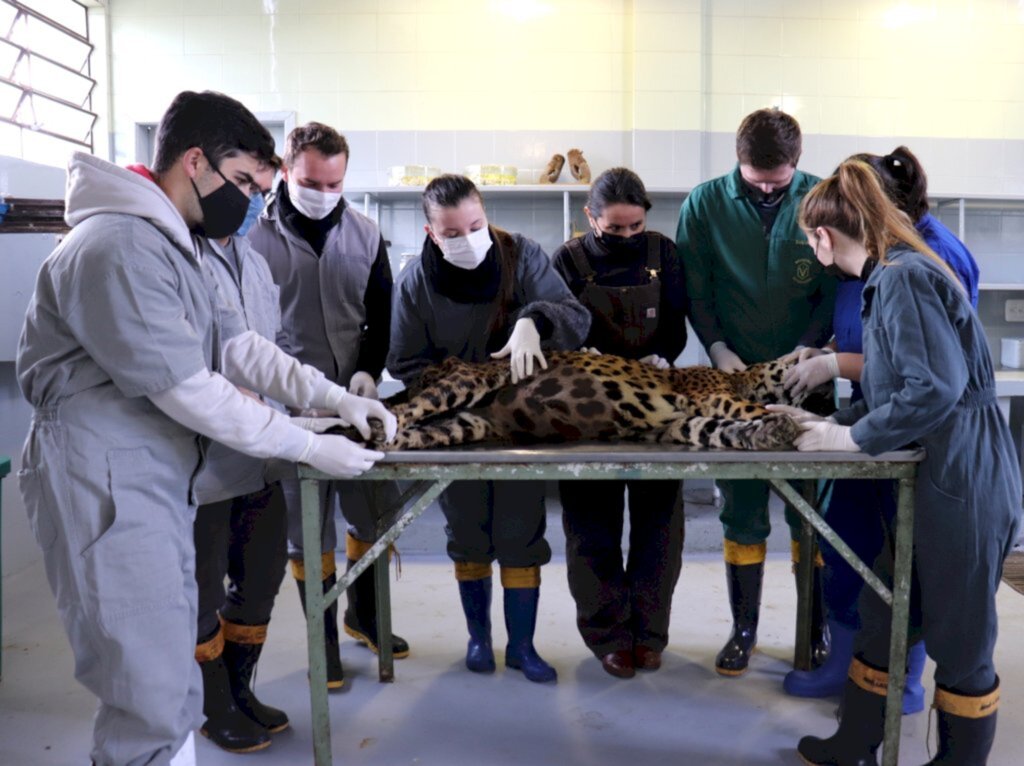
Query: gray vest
248 199 378 386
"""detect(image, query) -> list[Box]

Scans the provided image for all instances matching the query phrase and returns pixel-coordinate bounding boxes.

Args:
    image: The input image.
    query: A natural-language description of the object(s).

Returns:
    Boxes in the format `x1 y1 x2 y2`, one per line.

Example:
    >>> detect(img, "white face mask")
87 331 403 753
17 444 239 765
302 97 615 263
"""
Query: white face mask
438 226 491 269
287 179 342 220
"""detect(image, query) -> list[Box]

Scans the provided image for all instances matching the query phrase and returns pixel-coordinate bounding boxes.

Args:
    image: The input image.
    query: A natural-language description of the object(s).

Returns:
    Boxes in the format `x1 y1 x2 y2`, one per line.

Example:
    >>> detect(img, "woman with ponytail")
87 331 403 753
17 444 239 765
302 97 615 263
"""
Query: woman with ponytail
775 159 1020 766
781 148 980 714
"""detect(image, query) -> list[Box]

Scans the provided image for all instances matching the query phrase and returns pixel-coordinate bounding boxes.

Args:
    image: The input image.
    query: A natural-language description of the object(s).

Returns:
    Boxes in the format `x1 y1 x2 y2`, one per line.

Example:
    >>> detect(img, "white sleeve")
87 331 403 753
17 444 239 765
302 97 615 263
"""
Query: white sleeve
220 330 342 410
149 369 314 462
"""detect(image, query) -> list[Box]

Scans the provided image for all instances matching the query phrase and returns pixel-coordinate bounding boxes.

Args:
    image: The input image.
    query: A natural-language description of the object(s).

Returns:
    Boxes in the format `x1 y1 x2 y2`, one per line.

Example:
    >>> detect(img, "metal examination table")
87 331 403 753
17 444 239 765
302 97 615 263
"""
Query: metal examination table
297 445 924 766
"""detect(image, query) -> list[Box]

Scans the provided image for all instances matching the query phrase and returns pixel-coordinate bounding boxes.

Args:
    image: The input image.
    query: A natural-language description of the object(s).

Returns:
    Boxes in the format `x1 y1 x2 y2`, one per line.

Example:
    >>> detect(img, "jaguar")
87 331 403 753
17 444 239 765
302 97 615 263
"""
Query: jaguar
362 351 833 452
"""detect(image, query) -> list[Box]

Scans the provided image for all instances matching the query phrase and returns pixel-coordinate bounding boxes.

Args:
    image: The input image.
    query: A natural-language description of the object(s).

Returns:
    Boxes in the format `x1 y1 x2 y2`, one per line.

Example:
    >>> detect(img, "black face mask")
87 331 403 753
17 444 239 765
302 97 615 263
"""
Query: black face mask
742 179 790 207
191 160 251 239
597 229 646 253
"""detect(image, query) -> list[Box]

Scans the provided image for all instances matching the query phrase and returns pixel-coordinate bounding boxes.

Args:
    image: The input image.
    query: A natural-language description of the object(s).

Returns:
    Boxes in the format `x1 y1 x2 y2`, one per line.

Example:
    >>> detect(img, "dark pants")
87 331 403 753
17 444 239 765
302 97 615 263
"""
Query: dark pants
560 479 684 657
854 493 1018 694
194 483 289 640
283 478 402 558
438 480 551 568
819 478 895 629
718 479 806 544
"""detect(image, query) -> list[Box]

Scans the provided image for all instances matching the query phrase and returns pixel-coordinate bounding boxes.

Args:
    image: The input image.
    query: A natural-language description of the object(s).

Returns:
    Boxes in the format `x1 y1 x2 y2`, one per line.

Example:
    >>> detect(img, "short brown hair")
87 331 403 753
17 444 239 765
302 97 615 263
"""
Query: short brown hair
736 108 802 169
283 122 349 167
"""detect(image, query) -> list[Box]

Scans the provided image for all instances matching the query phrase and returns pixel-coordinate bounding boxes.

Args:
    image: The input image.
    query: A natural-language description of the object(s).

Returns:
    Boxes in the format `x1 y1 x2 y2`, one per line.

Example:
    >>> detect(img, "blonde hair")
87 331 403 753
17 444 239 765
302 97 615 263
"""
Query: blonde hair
799 159 962 289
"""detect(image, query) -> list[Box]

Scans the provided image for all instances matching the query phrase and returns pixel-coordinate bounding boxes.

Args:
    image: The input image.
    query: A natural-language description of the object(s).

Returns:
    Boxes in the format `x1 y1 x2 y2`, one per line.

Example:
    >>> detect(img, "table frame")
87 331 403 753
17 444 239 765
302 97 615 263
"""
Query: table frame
298 446 922 766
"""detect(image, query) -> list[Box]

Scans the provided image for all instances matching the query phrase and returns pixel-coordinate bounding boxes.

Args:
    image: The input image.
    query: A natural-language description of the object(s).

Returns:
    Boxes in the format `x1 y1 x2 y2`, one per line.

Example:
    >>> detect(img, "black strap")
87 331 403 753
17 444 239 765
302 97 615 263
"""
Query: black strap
565 235 597 282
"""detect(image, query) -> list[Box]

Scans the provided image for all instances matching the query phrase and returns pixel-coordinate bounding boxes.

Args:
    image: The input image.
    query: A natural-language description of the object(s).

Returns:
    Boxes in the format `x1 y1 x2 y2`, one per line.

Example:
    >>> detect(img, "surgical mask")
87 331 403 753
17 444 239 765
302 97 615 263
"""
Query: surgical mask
191 161 250 239
287 179 342 220
439 226 492 269
236 193 264 236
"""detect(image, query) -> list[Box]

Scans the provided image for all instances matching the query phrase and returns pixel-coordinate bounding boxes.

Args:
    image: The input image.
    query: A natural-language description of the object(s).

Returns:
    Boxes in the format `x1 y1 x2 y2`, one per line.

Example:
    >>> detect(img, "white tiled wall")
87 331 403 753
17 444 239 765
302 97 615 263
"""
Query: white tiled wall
93 0 1024 286
103 0 1024 184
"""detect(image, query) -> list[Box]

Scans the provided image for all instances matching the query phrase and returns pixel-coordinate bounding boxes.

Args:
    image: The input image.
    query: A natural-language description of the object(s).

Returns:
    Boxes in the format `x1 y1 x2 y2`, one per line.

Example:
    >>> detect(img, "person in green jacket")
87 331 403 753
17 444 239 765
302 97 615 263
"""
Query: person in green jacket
675 108 836 677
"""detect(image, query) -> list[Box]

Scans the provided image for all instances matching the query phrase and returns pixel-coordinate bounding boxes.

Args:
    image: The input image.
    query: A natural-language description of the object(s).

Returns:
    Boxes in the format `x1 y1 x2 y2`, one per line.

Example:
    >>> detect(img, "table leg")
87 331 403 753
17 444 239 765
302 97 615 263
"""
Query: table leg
881 476 915 766
301 477 332 766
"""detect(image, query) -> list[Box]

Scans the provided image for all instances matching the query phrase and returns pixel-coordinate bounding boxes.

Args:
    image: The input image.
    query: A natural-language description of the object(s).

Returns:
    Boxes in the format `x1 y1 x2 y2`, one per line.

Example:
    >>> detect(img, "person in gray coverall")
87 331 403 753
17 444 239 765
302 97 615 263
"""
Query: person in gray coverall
191 160 299 754
775 159 1022 766
388 174 590 684
247 122 408 691
16 91 395 766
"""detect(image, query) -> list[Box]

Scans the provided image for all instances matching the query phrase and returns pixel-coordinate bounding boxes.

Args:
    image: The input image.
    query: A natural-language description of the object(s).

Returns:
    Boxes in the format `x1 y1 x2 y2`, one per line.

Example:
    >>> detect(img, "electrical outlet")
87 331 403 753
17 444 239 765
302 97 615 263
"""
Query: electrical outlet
1007 299 1024 322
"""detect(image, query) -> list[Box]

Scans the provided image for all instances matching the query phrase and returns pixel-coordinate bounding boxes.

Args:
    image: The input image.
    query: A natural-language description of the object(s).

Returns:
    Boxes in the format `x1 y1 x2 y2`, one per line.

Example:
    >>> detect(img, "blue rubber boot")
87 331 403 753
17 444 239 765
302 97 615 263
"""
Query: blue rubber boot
902 641 926 715
503 587 557 683
784 619 856 698
457 578 496 673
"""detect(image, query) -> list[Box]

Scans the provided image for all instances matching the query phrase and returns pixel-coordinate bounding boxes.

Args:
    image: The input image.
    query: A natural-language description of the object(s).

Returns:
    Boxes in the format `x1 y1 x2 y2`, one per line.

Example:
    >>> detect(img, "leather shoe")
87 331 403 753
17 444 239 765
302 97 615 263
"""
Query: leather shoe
600 650 635 679
633 645 662 671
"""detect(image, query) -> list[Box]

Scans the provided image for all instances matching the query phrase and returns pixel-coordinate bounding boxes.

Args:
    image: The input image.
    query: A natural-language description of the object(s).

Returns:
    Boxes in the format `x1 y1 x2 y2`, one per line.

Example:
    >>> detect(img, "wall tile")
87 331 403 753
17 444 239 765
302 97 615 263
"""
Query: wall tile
414 131 456 171
741 17 783 57
634 12 701 52
376 131 417 171
743 56 782 95
632 129 673 173
343 131 378 171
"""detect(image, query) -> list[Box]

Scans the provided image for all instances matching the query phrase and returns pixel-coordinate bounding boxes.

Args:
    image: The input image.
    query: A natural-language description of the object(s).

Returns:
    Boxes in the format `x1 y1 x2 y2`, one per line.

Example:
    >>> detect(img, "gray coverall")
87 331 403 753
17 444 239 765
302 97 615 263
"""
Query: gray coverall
388 228 591 567
17 158 219 765
836 248 1022 694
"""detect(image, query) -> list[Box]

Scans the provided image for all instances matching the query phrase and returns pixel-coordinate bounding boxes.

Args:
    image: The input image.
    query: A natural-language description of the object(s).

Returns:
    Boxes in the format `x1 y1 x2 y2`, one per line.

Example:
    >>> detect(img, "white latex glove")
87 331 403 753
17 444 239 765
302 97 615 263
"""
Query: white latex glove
764 404 827 424
301 433 385 478
784 352 840 396
290 416 349 433
794 420 860 452
324 387 398 443
298 407 342 419
582 347 602 356
348 371 379 400
708 341 747 372
780 346 826 364
491 317 547 383
639 354 670 370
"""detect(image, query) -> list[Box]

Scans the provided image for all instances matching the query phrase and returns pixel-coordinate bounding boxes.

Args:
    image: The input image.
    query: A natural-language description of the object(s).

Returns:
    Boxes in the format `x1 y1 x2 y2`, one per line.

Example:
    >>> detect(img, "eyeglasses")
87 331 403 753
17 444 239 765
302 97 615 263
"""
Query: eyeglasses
205 153 268 199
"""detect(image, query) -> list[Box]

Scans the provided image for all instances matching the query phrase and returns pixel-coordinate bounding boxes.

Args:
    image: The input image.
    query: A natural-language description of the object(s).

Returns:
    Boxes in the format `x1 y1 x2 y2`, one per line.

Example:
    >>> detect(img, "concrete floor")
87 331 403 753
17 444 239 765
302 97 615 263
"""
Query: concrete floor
1 499 1022 765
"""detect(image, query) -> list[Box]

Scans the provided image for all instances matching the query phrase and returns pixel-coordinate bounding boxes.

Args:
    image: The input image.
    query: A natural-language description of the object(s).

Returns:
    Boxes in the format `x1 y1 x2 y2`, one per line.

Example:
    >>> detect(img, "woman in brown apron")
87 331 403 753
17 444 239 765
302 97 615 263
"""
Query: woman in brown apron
551 167 690 678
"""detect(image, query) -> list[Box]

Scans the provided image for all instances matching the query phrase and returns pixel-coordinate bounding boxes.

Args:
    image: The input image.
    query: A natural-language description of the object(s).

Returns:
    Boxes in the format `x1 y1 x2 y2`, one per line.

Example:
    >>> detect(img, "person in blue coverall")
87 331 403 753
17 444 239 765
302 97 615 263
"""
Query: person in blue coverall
781 146 982 716
775 159 1020 766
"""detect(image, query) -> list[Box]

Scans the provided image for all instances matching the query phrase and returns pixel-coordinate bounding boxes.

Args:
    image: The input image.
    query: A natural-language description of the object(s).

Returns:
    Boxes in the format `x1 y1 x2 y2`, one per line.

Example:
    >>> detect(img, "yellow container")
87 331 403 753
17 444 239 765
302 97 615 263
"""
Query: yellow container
465 164 518 186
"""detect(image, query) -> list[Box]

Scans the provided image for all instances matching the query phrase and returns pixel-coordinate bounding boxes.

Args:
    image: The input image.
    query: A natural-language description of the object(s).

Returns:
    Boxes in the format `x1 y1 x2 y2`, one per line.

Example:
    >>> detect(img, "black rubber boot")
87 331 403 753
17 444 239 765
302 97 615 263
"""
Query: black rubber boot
715 560 764 676
221 630 290 733
923 678 1000 765
198 653 271 753
457 577 496 673
296 572 345 690
797 658 887 766
342 536 410 658
793 563 832 669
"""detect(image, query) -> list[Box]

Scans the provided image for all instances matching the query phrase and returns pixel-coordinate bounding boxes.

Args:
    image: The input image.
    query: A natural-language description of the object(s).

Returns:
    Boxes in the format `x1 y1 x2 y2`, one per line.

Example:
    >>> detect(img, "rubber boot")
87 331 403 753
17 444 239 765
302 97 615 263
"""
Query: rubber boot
342 533 410 658
196 629 271 753
902 641 926 715
502 566 557 683
455 562 495 673
785 619 857 698
293 556 345 690
923 678 1000 765
792 541 832 669
715 541 765 676
221 620 290 733
797 657 888 766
